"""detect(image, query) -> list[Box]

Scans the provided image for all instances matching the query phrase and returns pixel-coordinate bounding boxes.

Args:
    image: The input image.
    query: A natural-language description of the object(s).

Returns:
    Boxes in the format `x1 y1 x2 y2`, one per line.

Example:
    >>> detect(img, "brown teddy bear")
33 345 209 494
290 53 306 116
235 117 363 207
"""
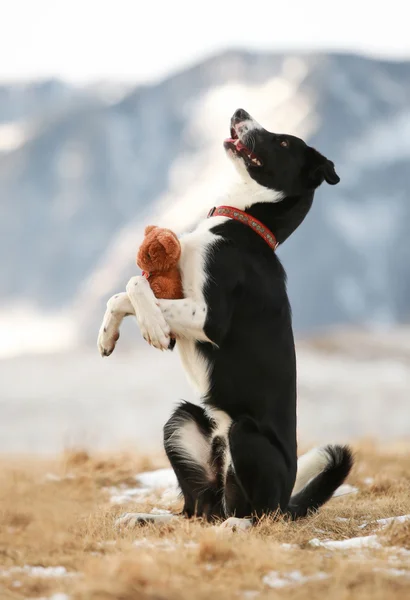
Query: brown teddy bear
136 225 183 350
136 225 184 300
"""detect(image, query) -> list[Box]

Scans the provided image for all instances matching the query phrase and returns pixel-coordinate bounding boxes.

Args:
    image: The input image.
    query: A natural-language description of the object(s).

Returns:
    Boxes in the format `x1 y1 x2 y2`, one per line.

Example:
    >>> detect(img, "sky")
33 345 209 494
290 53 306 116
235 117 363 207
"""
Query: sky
1 0 410 83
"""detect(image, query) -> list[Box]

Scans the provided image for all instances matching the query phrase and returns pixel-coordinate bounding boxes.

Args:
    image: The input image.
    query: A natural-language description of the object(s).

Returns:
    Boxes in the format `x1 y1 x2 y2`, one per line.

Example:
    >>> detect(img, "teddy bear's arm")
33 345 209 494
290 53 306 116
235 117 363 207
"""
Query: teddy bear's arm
149 274 183 300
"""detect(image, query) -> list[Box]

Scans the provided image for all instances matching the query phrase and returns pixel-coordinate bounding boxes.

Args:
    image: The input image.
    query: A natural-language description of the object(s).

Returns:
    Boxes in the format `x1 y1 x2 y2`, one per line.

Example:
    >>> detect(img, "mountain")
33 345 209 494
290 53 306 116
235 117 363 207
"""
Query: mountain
1 50 409 353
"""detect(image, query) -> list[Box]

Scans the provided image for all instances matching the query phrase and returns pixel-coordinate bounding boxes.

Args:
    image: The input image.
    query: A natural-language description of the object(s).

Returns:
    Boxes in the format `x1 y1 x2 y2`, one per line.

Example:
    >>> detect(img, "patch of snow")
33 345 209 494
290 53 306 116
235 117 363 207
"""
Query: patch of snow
108 468 179 507
263 570 329 588
133 537 198 552
281 543 298 550
388 551 410 565
34 595 70 600
359 514 410 530
374 515 410 527
108 486 151 504
136 468 177 489
363 477 374 485
309 535 380 550
373 568 410 578
241 591 260 599
333 484 359 497
183 541 199 549
134 538 177 552
0 566 76 578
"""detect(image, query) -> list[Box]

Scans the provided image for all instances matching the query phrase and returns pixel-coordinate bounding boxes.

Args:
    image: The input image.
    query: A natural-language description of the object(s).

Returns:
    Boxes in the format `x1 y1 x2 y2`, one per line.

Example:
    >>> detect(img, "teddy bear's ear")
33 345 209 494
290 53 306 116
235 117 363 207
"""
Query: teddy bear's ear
144 225 157 236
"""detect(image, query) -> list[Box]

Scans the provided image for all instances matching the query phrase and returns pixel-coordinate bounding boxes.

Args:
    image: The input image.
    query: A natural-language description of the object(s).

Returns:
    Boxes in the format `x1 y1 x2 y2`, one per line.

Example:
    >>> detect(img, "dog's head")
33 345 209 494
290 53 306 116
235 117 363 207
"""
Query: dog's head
224 109 339 198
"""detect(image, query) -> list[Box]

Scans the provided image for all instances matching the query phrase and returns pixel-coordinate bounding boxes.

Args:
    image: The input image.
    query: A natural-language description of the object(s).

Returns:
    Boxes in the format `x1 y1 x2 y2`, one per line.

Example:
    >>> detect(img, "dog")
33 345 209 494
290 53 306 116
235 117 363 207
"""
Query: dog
98 108 353 530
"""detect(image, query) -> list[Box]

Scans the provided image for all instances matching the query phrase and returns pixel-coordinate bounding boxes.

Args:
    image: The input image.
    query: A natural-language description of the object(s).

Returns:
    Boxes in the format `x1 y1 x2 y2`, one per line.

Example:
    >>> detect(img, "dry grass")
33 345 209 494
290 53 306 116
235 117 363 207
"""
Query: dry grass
1 442 410 600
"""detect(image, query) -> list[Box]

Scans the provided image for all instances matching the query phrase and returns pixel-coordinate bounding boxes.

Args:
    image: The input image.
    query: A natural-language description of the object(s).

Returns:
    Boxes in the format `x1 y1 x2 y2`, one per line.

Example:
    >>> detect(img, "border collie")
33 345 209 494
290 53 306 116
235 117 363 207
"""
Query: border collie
98 109 353 530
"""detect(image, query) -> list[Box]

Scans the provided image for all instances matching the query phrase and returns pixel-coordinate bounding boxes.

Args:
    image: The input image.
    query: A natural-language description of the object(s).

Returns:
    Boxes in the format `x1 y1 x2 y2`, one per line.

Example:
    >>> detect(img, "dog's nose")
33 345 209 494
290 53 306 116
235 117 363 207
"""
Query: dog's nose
232 108 250 124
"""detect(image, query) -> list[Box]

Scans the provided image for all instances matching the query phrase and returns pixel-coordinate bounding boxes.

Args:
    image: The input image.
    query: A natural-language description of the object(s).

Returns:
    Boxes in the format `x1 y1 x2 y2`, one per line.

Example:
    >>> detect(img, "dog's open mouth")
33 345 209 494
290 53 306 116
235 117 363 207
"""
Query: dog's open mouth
224 127 262 167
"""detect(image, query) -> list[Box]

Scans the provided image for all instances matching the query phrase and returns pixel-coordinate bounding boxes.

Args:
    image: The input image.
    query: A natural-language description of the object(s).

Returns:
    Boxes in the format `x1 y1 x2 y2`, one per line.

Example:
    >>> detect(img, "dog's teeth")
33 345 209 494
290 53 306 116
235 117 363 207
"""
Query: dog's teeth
233 139 240 146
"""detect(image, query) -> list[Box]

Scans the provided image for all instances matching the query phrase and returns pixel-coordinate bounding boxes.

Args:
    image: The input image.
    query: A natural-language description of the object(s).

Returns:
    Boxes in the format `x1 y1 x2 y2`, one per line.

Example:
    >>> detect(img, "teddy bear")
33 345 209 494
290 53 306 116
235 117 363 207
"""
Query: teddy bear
136 225 183 300
136 225 183 349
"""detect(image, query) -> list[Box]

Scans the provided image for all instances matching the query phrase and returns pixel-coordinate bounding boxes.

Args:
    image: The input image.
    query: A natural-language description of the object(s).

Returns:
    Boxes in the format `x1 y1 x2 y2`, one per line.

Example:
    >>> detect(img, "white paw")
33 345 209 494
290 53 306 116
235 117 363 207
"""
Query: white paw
218 517 252 532
115 512 175 528
126 276 171 350
97 297 122 357
97 323 118 357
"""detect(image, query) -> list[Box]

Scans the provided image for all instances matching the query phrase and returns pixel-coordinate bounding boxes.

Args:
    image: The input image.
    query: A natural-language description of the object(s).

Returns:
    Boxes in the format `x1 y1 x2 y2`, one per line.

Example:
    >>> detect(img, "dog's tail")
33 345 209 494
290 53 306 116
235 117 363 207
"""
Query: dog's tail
286 445 354 519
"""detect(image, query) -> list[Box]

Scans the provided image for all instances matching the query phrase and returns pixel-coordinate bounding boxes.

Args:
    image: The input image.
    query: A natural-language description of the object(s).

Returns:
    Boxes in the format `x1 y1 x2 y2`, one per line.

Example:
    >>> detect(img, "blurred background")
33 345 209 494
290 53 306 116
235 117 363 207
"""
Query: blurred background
1 0 409 454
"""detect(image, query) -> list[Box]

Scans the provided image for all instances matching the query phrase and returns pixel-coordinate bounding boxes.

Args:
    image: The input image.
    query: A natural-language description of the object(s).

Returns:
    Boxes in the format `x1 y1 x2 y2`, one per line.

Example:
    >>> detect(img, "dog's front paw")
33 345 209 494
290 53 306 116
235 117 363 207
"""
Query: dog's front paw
97 293 131 357
97 304 120 358
97 321 119 357
126 277 171 350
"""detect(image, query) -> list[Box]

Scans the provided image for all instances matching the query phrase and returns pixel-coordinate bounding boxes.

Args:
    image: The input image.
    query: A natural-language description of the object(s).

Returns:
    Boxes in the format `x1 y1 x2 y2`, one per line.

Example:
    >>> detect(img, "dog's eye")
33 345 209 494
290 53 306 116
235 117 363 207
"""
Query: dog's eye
280 139 289 148
147 252 151 260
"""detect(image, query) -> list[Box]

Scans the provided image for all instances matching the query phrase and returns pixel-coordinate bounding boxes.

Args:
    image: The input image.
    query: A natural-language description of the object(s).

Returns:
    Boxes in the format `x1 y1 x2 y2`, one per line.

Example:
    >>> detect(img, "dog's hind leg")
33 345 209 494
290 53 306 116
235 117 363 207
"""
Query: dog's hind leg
164 402 225 520
117 402 225 529
221 417 296 527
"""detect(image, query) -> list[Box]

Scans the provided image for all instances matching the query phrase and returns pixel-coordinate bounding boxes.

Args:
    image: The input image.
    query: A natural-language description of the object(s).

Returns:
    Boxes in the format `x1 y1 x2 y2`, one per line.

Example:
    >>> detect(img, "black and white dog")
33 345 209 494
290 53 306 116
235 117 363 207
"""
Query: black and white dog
98 109 353 530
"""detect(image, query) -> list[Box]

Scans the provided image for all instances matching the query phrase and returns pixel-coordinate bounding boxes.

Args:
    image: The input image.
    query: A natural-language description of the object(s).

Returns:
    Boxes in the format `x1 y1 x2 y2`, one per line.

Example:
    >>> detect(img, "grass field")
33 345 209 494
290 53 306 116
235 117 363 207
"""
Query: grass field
1 442 410 600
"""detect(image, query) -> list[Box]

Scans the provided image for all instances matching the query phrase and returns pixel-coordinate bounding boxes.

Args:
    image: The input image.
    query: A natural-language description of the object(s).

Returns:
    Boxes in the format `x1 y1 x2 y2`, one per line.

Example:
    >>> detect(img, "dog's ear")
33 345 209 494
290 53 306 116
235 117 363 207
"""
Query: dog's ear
144 225 158 236
322 159 340 185
307 147 340 187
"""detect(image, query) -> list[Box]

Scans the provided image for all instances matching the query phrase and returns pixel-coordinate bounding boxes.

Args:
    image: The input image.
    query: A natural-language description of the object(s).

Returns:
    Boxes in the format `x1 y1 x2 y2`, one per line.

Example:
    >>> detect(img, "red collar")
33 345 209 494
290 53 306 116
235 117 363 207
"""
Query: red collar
207 205 278 251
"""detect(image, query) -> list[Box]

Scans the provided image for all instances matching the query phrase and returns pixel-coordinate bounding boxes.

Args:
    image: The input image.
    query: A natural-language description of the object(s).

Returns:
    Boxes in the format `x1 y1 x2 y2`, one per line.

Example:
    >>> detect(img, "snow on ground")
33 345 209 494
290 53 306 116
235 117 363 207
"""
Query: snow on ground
34 595 70 600
331 484 359 497
107 467 179 508
309 534 381 550
262 570 329 588
133 538 199 551
310 516 410 552
360 514 410 529
136 468 177 488
373 568 410 579
0 566 77 578
0 567 76 600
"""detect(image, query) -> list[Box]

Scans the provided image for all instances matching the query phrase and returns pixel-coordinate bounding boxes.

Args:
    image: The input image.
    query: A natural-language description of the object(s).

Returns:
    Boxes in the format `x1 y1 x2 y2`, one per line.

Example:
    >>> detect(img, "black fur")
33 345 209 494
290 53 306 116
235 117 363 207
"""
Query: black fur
164 109 353 522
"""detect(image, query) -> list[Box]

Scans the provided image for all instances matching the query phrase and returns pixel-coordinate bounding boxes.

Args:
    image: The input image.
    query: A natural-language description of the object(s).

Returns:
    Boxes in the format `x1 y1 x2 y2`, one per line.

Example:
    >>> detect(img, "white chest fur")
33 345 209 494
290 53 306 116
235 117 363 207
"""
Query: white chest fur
178 216 226 300
175 217 226 396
